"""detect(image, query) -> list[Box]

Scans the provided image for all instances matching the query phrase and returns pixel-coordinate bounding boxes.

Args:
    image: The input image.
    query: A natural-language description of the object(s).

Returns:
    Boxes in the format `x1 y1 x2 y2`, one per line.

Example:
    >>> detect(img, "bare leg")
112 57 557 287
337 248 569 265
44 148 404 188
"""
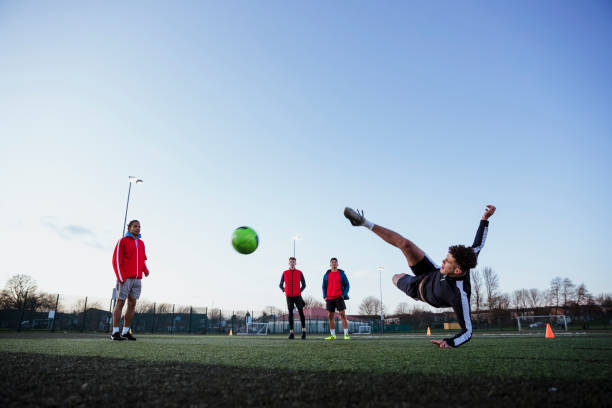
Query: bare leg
113 299 125 327
339 310 348 330
371 224 425 266
124 296 137 328
328 312 335 331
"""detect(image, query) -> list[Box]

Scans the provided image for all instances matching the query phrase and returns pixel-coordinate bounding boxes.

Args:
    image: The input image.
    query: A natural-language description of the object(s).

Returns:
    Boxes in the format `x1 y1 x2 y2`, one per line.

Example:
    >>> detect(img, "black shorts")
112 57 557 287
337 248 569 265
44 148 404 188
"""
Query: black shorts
397 254 440 298
410 254 439 276
286 296 305 311
326 297 346 312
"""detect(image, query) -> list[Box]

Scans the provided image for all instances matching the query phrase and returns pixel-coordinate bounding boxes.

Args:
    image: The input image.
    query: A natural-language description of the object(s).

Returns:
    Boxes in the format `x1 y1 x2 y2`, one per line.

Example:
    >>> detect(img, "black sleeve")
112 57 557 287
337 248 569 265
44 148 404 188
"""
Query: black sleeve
279 274 285 292
300 272 306 292
444 281 473 348
471 219 489 254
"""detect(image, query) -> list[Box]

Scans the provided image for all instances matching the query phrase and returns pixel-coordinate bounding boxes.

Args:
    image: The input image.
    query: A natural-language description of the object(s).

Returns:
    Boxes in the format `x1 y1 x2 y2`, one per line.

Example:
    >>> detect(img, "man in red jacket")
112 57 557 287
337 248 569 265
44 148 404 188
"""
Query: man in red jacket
279 257 307 339
111 220 150 341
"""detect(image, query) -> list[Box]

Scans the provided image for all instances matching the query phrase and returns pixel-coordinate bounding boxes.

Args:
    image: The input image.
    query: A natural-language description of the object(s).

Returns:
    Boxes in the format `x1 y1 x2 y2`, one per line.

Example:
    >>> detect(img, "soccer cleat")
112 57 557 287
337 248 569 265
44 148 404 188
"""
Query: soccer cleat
344 207 365 226
344 333 350 340
110 332 125 341
301 332 306 340
288 332 295 340
121 330 137 341
325 335 336 340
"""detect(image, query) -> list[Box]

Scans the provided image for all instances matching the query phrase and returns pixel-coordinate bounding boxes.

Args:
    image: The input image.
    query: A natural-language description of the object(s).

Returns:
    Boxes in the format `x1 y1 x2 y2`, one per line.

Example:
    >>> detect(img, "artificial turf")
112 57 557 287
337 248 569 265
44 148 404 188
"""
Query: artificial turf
1 332 611 406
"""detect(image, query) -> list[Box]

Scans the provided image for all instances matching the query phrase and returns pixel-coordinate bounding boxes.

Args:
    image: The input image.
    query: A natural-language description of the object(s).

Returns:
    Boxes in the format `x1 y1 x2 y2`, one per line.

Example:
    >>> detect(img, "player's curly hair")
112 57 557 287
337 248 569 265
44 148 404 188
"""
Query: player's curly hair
448 245 477 275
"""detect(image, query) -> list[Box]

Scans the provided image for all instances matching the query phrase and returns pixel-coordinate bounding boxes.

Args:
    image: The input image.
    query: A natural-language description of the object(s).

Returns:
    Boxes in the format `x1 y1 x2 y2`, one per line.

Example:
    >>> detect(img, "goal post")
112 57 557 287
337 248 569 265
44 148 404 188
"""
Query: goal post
516 315 568 333
354 324 372 335
237 322 269 336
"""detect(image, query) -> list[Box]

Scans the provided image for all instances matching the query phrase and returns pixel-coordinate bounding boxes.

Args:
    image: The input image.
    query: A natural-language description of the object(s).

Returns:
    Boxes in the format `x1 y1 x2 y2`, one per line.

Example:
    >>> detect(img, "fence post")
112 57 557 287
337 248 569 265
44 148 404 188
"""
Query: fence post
171 304 176 334
17 290 28 332
81 297 88 332
50 294 59 332
151 302 156 334
188 306 193 334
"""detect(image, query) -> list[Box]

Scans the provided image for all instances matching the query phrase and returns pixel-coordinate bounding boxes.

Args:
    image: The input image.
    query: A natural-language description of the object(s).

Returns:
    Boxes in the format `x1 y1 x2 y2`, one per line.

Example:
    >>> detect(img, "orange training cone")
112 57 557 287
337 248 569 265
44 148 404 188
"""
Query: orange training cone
427 326 431 336
545 323 555 339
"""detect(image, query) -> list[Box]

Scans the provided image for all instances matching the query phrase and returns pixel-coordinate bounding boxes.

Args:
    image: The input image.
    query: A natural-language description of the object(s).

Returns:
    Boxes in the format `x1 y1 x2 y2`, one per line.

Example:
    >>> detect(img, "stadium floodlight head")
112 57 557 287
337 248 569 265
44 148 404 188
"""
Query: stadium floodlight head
129 176 143 184
377 266 384 272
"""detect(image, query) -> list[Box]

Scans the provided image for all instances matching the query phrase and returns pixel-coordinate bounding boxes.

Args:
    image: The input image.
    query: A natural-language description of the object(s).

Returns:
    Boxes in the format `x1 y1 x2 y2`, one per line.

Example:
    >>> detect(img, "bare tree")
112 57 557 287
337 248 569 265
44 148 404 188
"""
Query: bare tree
595 293 612 307
263 306 284 316
394 302 411 315
512 290 523 312
495 293 510 310
575 283 591 305
549 277 562 308
358 296 385 315
561 278 575 306
303 295 324 309
136 301 155 314
71 298 103 313
483 267 499 310
471 269 483 312
527 288 541 308
0 274 38 310
156 303 173 314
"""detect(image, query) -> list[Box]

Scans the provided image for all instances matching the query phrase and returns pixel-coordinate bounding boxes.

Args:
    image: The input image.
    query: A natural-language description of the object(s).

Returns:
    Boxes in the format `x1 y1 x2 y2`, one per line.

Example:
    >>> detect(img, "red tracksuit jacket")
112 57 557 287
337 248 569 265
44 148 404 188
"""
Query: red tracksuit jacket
112 234 149 283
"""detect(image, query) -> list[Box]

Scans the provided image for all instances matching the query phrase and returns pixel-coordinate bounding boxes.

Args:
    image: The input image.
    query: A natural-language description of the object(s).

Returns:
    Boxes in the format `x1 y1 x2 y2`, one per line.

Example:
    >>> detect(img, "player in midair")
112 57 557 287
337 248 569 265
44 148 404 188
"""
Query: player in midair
343 205 496 348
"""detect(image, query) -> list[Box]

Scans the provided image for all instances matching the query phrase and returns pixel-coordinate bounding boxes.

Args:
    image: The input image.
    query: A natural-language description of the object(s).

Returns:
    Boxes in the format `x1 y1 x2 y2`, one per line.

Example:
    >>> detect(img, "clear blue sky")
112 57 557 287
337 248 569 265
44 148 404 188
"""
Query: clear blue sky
1 1 611 313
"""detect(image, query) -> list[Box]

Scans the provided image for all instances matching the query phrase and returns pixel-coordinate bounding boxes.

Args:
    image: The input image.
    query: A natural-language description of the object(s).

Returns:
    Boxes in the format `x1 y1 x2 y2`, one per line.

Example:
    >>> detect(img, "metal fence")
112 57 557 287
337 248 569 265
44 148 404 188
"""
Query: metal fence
1 293 610 335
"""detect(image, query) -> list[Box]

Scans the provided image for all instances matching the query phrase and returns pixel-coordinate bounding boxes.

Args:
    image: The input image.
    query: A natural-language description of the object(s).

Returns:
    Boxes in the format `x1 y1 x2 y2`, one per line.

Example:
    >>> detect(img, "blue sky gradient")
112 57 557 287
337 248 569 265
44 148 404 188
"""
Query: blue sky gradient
1 1 610 313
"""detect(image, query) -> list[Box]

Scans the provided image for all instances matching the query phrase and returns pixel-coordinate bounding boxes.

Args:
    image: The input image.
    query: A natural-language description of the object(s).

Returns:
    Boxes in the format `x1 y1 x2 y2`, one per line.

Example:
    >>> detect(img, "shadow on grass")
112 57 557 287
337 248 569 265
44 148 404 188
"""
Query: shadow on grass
1 352 610 407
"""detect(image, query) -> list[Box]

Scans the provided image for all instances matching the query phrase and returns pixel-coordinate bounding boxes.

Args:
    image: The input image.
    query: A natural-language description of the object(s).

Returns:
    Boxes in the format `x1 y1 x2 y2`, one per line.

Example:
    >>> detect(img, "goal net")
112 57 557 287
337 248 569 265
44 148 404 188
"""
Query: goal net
237 322 269 336
516 315 568 333
355 325 372 335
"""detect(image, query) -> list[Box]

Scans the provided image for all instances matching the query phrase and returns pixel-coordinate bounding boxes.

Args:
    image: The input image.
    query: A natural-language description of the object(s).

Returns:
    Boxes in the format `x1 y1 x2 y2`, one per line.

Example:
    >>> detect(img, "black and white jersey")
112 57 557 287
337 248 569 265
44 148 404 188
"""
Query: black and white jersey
418 219 489 347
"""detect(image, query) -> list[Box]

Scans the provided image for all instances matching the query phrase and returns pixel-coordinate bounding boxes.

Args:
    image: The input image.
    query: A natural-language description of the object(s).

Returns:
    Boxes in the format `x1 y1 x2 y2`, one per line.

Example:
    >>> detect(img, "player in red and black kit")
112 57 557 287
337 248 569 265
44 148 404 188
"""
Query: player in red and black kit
279 257 307 339
322 257 351 340
344 205 496 348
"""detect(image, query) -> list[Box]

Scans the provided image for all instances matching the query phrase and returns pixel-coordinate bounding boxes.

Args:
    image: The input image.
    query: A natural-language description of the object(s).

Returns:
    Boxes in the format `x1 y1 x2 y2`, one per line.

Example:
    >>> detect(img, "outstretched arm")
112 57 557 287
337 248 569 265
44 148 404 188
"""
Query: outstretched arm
432 281 473 349
472 205 495 254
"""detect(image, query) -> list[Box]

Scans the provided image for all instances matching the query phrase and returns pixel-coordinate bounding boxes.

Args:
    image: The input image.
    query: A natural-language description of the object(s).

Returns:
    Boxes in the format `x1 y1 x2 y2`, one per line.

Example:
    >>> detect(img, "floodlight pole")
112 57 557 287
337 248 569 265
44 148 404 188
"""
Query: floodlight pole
122 182 132 237
122 176 143 236
292 235 301 258
378 267 384 336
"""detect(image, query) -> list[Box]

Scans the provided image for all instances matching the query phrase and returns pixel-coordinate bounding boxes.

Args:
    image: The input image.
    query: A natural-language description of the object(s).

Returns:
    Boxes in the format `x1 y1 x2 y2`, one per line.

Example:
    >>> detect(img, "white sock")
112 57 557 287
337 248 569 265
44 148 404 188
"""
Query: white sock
364 219 374 230
112 327 119 334
330 329 335 336
344 328 349 335
122 327 130 335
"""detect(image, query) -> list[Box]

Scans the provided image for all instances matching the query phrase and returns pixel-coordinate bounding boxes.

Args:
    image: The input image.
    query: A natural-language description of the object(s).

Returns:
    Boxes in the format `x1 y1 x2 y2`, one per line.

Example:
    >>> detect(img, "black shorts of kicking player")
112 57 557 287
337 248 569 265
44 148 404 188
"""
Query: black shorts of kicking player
286 296 305 311
397 254 440 298
326 297 346 312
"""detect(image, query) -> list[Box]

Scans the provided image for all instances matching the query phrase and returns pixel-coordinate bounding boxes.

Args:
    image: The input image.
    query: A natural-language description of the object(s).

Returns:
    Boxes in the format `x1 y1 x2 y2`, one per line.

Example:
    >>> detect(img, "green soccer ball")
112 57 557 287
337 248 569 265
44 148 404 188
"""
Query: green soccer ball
232 226 259 254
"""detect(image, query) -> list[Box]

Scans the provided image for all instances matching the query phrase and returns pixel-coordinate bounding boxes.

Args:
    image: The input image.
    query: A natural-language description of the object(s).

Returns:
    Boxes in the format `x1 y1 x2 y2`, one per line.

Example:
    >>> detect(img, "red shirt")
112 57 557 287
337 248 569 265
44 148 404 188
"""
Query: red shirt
326 270 342 299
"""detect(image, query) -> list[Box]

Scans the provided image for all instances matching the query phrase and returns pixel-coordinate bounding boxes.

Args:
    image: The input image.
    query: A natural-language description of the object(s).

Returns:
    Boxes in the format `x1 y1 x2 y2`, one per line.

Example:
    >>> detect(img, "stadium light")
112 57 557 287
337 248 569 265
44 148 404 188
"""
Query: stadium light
122 176 144 236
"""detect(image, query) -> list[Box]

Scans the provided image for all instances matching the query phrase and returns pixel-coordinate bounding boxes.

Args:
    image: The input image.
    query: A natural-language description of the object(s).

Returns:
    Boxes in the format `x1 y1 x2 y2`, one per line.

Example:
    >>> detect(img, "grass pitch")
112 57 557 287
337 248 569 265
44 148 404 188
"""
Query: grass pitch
2 332 611 407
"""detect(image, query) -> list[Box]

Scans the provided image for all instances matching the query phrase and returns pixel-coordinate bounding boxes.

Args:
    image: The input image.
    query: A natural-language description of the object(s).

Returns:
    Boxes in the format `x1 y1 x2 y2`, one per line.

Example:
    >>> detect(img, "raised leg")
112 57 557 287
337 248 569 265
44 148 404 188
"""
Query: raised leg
371 224 425 266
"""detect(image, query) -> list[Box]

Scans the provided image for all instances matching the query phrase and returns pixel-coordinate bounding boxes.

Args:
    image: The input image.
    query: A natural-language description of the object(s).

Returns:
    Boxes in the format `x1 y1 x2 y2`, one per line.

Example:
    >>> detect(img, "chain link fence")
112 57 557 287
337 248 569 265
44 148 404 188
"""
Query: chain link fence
1 293 610 335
